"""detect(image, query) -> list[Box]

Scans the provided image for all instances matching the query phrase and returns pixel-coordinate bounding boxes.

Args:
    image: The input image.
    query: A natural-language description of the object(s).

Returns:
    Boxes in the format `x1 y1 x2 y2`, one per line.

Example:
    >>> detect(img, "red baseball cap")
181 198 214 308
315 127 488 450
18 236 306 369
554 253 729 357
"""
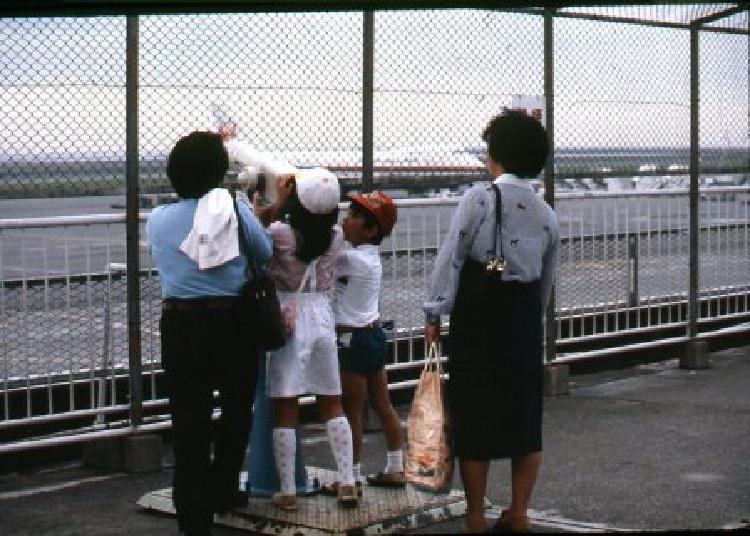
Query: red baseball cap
348 191 398 235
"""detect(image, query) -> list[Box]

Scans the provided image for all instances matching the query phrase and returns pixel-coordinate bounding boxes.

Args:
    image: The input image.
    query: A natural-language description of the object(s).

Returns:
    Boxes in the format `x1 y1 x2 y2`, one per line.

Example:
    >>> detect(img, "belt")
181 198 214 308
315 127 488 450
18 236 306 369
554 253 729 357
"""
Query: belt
162 297 241 311
336 320 381 334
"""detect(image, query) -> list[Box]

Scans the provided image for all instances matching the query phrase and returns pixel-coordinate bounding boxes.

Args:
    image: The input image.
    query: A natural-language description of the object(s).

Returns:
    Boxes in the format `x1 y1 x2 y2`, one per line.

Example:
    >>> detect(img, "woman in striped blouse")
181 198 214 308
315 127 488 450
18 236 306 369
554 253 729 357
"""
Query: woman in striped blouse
424 111 560 533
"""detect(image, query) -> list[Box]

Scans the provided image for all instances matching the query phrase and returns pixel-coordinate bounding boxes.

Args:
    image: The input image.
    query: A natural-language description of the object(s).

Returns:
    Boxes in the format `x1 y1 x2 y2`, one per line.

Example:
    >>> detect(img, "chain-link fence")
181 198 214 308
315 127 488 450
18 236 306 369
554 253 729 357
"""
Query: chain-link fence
1 6 748 448
3 9 745 199
0 17 126 198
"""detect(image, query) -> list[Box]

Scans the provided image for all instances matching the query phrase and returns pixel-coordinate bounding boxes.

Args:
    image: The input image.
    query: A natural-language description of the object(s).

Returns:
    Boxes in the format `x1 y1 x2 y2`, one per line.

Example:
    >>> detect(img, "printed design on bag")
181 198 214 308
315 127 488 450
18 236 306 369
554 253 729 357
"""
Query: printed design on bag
415 452 437 476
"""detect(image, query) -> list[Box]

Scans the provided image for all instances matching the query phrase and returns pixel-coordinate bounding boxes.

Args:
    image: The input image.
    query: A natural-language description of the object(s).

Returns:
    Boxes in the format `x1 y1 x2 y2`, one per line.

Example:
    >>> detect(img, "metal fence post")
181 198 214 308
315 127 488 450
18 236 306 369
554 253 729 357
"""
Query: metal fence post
97 265 113 425
688 22 700 339
125 15 143 427
544 7 557 364
627 234 639 307
362 10 374 194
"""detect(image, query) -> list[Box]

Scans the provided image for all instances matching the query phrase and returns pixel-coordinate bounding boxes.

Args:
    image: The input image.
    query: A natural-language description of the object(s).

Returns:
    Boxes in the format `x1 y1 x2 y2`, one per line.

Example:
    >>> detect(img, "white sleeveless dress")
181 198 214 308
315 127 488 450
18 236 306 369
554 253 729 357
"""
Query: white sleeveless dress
266 260 341 398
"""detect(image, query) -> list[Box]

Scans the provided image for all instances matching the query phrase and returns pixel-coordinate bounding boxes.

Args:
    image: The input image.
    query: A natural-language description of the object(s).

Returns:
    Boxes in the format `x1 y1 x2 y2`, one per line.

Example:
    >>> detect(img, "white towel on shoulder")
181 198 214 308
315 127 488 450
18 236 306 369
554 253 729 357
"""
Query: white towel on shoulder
179 188 239 270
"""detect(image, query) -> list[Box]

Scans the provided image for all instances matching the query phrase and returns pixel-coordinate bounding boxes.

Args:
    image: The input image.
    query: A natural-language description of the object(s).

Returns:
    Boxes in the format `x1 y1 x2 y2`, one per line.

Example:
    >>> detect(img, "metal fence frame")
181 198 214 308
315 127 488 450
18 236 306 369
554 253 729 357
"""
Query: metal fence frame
2 185 749 452
1 3 748 452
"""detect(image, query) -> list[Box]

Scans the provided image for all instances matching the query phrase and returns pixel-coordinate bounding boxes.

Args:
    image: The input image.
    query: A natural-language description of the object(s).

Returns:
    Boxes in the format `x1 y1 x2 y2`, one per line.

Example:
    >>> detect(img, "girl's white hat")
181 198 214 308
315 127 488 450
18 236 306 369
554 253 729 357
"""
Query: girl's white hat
296 167 340 214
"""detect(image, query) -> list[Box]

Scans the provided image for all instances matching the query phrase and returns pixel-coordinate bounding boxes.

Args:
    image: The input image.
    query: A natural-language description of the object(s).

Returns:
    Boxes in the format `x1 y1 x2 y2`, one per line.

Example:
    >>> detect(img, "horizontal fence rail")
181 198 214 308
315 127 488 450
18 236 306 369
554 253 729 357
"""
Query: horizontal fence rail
2 189 749 448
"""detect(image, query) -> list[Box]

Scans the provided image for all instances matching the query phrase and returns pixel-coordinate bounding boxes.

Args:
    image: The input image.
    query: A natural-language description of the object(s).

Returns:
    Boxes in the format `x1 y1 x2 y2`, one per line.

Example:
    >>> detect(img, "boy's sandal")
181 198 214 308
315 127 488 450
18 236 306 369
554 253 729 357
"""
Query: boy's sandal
270 492 298 512
491 509 531 533
320 480 363 497
337 483 360 508
366 471 407 488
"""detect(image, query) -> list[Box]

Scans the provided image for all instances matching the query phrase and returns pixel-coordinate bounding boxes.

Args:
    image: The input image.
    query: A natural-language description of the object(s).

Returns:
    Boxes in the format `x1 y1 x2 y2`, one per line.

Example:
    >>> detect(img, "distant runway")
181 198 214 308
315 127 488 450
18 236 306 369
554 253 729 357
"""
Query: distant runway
1 191 748 278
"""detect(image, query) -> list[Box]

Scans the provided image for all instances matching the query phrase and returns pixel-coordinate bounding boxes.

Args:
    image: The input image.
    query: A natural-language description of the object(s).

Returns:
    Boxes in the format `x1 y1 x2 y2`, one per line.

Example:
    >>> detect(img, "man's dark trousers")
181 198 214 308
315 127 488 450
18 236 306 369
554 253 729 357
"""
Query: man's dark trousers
161 303 259 535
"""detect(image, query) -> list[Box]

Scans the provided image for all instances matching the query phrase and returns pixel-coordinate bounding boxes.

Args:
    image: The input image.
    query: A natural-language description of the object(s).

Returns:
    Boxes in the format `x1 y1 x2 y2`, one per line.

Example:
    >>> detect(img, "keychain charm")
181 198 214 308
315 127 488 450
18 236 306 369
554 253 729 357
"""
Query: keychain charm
486 256 506 273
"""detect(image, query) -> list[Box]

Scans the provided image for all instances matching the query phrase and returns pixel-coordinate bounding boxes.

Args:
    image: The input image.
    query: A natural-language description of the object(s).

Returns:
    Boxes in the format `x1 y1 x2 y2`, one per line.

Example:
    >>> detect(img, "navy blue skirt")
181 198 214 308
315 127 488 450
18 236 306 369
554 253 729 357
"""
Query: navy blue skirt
447 259 543 460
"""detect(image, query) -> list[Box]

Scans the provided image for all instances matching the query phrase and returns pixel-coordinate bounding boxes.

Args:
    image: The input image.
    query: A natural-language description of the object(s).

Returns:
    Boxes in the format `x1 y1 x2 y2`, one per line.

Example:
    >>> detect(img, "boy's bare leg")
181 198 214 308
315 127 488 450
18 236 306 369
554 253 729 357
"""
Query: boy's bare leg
340 372 367 463
363 368 406 487
366 369 402 451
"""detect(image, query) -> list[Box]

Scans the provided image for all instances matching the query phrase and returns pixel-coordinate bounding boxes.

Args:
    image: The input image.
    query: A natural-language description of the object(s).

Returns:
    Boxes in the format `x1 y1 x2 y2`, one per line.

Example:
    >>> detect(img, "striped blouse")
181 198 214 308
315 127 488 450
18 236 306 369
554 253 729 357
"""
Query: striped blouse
423 173 560 323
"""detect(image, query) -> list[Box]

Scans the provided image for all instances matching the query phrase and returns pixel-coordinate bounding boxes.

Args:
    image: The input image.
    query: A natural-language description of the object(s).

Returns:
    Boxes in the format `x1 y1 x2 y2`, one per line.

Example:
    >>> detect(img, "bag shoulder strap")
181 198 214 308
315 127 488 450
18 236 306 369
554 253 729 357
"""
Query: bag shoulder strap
294 258 319 298
491 183 503 260
233 197 258 280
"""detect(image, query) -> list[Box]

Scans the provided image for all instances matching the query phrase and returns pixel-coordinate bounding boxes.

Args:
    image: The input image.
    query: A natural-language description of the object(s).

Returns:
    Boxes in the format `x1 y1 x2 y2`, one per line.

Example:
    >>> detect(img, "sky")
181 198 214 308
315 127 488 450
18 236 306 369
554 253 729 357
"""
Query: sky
0 9 747 162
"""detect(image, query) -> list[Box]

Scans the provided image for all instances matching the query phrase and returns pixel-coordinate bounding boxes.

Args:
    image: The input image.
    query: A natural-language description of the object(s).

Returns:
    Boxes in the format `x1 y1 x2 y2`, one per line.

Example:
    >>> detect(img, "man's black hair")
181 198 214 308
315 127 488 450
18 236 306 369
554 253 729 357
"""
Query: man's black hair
481 110 549 178
166 131 229 199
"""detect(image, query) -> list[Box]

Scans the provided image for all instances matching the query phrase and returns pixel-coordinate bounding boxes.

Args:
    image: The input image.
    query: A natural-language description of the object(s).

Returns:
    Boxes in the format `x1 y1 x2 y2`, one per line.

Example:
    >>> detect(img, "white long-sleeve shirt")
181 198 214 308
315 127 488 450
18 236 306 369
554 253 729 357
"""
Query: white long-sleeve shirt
424 173 560 322
223 138 274 170
224 139 296 179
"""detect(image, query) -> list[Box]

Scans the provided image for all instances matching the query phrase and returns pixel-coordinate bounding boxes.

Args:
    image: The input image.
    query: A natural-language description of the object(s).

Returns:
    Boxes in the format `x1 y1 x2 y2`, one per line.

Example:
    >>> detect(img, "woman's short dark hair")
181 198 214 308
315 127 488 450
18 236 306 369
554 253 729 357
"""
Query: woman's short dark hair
166 131 229 199
482 110 549 178
287 188 339 263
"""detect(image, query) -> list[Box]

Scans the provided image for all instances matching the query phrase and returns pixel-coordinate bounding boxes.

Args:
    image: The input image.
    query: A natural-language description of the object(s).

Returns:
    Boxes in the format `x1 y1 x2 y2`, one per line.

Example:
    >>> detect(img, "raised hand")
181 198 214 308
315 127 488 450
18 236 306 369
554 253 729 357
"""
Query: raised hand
218 121 238 141
424 323 441 345
274 174 295 207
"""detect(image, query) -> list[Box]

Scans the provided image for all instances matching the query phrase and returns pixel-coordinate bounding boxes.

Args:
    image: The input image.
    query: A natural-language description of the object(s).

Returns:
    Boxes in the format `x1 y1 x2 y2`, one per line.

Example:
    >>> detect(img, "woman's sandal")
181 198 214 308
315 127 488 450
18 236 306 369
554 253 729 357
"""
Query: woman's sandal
462 513 490 534
366 471 407 488
462 520 489 533
319 480 363 497
491 509 531 533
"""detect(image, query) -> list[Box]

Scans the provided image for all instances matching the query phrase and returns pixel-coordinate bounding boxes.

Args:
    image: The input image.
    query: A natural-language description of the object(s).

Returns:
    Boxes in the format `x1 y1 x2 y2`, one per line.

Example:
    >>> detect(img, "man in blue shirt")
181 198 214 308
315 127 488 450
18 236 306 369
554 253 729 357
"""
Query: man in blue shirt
147 131 272 536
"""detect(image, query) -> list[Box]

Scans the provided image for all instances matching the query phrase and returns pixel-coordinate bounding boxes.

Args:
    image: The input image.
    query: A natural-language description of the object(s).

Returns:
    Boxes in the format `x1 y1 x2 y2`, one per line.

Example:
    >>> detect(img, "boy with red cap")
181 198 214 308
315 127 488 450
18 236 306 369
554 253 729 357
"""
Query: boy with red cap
322 191 405 496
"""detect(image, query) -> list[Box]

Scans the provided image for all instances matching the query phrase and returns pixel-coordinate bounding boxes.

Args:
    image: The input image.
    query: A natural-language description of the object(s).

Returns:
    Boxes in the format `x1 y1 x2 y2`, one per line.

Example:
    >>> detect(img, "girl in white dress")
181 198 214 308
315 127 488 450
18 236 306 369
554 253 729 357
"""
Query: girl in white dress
257 168 358 511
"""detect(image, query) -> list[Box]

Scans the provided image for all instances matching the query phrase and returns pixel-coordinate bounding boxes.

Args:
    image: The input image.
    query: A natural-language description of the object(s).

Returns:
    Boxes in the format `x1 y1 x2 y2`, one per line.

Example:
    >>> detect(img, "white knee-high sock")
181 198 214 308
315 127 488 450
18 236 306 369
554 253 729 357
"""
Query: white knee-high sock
384 449 404 473
326 416 355 486
272 428 296 495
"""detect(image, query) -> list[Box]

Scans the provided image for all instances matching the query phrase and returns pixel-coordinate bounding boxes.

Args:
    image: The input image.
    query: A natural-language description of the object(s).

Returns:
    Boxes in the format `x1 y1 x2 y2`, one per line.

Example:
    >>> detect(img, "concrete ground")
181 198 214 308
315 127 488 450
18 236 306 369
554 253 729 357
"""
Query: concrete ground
1 345 749 534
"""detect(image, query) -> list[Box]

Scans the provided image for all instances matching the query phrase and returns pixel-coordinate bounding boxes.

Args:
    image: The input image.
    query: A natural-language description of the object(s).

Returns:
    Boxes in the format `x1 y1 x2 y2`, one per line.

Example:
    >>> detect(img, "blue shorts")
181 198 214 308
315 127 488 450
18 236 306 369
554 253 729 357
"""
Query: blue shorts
337 326 388 376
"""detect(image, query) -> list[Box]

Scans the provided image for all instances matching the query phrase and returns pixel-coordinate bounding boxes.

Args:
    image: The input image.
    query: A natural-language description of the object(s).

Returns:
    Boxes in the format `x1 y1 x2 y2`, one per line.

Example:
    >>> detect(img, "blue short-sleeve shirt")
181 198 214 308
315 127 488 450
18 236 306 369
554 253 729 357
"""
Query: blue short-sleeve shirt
146 198 272 299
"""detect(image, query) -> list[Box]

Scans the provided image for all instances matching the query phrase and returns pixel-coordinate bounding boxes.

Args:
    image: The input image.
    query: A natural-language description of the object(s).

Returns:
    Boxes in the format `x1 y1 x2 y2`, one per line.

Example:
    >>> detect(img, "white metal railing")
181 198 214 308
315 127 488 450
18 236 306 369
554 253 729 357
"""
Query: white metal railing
1 188 749 449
